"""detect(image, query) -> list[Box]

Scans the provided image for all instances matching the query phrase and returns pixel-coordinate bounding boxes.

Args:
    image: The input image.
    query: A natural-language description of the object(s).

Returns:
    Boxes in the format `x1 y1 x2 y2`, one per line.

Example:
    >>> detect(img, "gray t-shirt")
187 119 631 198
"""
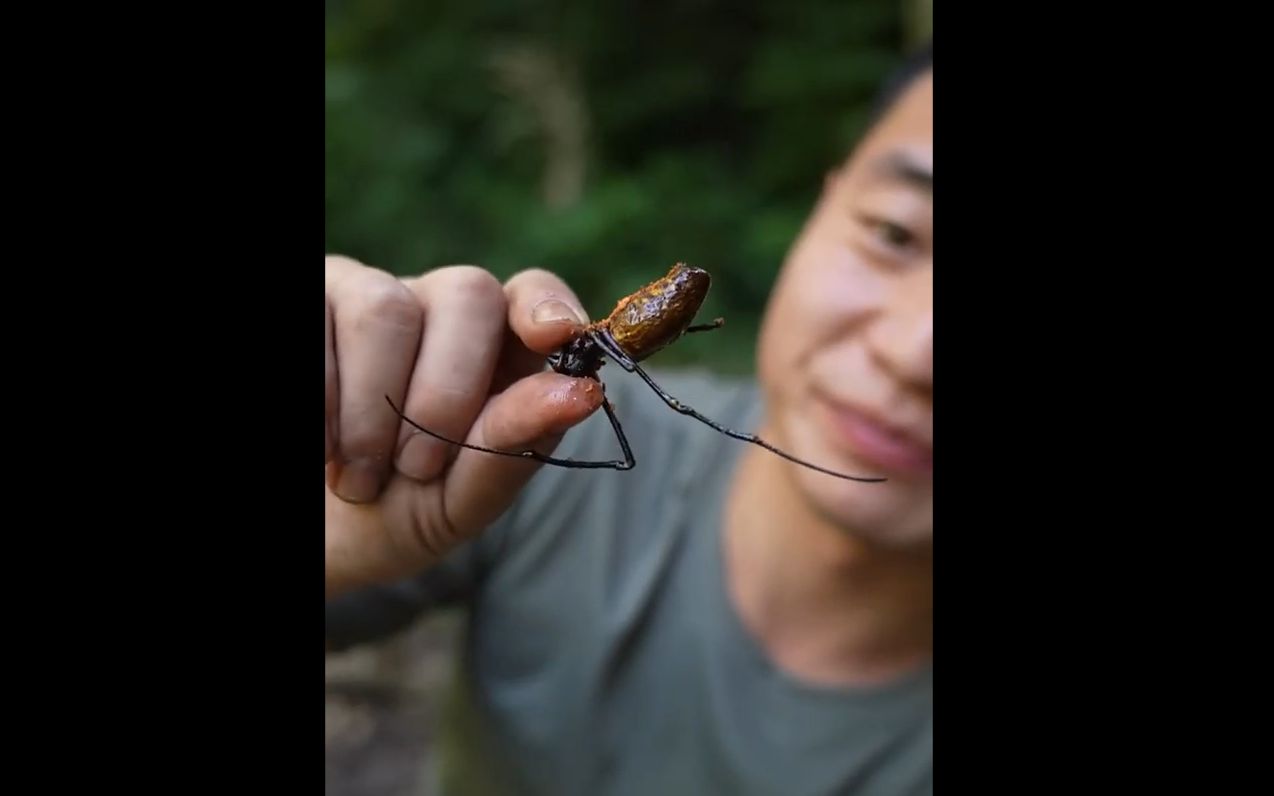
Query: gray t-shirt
327 368 932 796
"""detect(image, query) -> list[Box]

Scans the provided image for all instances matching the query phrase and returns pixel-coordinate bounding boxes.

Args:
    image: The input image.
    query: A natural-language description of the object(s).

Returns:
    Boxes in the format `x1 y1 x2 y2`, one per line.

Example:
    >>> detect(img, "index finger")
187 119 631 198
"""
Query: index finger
503 269 591 355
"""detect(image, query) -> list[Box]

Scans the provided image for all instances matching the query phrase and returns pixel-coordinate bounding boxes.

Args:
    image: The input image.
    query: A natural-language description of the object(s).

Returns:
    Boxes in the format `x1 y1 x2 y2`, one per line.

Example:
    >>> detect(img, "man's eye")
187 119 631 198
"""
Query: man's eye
862 216 916 250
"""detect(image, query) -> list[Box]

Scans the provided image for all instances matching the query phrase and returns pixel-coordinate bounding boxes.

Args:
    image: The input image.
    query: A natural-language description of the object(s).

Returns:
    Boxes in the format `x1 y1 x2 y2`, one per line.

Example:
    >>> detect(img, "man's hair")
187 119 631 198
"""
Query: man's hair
865 39 933 129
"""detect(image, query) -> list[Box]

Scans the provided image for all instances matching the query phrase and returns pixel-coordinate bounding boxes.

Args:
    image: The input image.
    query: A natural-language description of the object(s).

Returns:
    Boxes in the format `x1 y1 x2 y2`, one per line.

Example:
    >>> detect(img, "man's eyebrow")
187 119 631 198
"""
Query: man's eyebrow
876 152 932 191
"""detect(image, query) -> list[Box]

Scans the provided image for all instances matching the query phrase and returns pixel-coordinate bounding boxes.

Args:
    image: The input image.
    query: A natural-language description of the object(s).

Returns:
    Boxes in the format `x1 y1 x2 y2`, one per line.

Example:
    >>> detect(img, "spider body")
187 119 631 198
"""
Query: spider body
547 263 715 378
387 263 886 483
600 262 712 363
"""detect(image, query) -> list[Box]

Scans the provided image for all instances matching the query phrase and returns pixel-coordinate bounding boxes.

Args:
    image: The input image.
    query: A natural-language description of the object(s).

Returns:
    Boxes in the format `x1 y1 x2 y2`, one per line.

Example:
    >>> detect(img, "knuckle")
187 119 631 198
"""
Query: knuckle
325 253 365 275
356 278 423 334
340 414 395 457
506 267 561 290
436 265 505 306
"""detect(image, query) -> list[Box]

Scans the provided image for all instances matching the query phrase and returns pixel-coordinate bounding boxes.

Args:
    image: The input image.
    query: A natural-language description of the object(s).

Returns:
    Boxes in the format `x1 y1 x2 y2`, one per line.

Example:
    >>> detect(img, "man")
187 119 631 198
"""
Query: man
326 42 932 796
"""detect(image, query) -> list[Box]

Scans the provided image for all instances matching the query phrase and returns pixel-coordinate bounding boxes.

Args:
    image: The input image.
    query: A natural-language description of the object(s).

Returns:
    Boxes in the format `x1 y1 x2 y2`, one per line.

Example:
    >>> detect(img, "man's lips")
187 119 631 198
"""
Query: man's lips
814 393 932 477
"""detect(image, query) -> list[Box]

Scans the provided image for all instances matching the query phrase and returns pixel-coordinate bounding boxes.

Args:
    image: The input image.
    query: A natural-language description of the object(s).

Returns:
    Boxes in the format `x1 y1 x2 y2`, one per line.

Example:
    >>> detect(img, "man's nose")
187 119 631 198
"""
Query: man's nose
868 265 932 391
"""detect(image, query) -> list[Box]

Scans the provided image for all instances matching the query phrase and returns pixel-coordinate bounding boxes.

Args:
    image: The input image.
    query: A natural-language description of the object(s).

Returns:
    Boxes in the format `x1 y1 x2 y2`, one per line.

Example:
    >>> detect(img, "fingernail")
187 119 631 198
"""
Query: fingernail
397 434 444 482
532 298 585 326
333 458 381 503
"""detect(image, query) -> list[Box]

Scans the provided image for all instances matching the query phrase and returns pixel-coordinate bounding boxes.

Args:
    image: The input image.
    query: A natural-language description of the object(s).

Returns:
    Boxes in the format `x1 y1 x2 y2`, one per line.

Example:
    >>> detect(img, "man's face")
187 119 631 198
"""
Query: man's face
756 70 933 548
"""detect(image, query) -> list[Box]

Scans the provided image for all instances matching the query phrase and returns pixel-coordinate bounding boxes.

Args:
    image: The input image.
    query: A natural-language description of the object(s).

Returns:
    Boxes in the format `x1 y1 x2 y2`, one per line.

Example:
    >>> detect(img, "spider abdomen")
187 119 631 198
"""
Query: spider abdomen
602 263 710 362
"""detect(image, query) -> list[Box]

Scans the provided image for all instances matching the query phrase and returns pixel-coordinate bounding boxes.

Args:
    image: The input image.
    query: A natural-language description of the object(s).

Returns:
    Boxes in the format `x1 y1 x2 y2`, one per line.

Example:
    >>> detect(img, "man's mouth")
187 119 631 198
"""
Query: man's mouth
813 392 932 478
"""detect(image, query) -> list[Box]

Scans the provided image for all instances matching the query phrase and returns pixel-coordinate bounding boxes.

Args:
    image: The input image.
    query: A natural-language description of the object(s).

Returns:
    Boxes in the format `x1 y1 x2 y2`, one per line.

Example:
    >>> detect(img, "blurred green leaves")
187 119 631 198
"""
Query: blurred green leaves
325 0 910 374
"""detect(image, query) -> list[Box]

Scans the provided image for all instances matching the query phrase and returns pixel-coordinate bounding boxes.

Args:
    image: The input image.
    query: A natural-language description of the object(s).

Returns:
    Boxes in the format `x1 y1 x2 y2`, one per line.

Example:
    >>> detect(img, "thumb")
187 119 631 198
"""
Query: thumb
437 371 604 539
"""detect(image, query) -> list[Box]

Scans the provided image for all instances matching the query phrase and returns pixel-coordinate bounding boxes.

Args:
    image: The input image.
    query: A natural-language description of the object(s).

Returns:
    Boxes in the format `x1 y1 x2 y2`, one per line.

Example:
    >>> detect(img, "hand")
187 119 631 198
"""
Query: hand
325 255 601 598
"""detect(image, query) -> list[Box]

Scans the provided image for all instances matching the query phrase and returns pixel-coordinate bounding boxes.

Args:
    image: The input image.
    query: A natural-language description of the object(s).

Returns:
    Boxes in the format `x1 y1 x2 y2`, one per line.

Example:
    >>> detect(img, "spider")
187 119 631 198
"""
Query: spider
386 263 886 483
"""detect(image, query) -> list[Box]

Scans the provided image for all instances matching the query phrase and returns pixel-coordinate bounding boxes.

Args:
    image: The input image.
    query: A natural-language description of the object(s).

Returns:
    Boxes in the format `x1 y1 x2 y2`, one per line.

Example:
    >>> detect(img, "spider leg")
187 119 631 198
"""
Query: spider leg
684 318 724 334
597 392 636 470
590 329 640 371
587 332 886 483
385 395 634 471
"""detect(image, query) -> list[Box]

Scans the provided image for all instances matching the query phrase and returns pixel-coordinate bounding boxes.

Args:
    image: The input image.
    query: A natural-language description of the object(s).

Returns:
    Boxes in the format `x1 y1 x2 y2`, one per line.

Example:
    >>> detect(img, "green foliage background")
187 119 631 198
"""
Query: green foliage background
325 0 919 374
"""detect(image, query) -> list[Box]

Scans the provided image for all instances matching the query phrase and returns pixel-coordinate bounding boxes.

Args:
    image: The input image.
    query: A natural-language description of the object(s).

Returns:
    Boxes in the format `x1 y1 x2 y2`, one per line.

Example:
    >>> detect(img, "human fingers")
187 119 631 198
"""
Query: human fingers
393 266 507 482
439 370 604 540
325 255 424 502
502 268 591 356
